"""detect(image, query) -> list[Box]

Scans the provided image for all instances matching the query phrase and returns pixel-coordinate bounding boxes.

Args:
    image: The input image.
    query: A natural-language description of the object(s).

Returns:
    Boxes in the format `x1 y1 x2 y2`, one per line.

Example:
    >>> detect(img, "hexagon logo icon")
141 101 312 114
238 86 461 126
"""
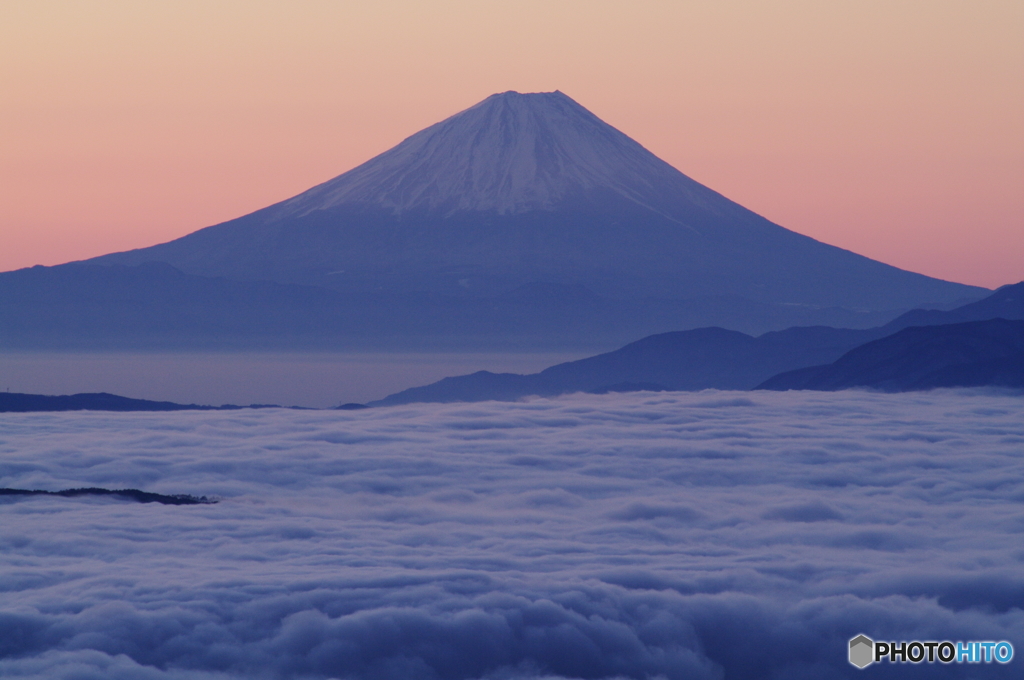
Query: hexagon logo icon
849 634 874 668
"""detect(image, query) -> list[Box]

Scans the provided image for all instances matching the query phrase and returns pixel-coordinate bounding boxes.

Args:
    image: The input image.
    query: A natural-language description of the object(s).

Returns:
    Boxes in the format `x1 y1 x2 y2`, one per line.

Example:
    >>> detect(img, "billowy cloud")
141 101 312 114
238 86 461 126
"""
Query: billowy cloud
1 389 1021 679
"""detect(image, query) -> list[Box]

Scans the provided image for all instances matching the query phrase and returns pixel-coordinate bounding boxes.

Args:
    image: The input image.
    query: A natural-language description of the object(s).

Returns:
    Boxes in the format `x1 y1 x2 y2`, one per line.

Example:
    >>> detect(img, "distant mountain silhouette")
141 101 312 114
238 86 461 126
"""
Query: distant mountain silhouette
373 283 1024 404
0 391 282 412
371 327 878 405
757 319 1024 391
0 90 981 349
881 280 1024 329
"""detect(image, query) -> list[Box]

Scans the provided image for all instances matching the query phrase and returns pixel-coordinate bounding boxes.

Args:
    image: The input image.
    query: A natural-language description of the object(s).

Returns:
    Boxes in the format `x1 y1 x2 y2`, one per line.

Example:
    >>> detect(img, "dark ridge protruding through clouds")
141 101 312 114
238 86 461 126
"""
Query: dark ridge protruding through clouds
0 391 1020 679
0 391 283 412
0 487 216 505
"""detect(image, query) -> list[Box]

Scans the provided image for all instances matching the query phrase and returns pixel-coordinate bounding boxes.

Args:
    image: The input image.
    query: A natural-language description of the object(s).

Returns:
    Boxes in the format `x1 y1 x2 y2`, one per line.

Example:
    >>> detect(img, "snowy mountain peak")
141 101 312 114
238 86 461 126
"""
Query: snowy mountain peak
281 90 713 216
85 91 986 322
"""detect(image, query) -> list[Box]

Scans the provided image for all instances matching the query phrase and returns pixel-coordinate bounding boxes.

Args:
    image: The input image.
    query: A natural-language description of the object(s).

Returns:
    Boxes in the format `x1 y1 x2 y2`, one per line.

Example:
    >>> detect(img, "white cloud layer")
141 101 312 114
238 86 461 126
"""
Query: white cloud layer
1 389 1021 679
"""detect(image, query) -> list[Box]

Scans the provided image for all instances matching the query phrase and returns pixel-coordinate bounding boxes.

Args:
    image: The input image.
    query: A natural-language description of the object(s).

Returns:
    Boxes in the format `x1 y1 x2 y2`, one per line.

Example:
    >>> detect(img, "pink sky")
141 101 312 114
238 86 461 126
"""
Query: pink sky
2 1 1021 289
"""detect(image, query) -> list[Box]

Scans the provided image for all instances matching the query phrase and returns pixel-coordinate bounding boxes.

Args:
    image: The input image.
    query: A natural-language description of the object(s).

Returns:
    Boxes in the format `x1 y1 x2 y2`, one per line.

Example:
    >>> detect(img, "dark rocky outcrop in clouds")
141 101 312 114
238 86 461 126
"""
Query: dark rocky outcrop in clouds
0 391 1020 679
0 487 215 505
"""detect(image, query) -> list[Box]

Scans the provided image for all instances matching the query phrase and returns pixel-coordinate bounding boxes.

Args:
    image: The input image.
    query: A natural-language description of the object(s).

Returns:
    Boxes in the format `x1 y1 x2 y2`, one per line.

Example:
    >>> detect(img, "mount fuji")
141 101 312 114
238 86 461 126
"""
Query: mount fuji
2 91 986 349
92 90 981 305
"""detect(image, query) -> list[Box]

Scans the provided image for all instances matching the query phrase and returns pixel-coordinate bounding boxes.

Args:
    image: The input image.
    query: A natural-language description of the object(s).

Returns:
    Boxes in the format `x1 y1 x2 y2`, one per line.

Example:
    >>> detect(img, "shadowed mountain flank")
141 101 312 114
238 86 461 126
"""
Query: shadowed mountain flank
0 260 909 351
757 318 1024 392
881 279 1024 329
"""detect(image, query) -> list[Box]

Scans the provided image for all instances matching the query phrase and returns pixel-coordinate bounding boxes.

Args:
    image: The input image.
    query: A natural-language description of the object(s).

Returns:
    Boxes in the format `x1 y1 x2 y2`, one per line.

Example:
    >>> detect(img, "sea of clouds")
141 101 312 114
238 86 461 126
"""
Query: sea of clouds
1 389 1021 679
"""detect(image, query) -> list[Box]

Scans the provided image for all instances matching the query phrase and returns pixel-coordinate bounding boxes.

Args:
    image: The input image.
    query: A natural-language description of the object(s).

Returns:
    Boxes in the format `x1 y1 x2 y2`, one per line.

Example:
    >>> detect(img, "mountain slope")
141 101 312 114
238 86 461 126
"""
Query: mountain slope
372 326 884 406
275 90 715 217
0 261 912 350
757 319 1024 391
91 91 983 315
881 280 1024 329
372 283 1024 405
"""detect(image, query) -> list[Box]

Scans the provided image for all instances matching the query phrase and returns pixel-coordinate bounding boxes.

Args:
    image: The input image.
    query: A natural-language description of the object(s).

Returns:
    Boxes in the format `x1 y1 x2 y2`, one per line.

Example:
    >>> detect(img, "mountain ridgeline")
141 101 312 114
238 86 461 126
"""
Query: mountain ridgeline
0 91 988 351
758 318 1024 392
5 284 1020 411
373 282 1024 404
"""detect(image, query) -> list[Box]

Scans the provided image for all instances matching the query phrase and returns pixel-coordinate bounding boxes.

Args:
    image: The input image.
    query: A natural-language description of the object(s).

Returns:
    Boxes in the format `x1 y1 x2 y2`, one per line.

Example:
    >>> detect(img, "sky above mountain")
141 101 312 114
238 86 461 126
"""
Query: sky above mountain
2 1 1021 288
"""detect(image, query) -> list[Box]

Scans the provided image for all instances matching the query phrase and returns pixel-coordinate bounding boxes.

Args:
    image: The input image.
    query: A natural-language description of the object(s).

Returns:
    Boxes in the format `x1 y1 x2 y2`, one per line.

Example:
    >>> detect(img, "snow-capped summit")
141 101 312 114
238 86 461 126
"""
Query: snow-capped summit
281 90 717 217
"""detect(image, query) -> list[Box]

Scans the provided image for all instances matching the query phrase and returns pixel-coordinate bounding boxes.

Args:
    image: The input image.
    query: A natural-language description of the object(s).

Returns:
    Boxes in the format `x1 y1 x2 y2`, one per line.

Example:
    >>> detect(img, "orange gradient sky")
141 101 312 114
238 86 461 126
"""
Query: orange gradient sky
2 1 1021 289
